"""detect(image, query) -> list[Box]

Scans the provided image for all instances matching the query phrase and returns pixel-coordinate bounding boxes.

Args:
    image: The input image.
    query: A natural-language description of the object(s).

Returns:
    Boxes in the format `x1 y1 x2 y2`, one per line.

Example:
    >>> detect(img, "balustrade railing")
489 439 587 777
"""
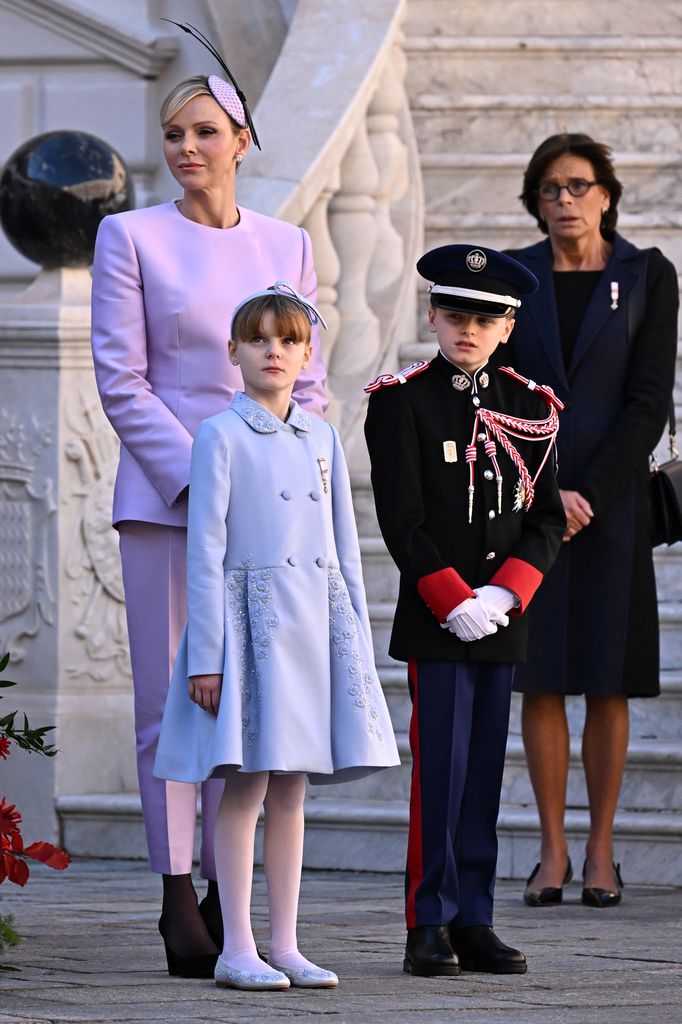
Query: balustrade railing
237 0 423 468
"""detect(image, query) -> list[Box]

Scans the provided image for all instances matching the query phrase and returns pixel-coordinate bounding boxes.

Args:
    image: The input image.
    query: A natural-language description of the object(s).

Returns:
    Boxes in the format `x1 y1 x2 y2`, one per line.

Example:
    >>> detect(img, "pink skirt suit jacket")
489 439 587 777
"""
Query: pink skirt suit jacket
90 200 328 876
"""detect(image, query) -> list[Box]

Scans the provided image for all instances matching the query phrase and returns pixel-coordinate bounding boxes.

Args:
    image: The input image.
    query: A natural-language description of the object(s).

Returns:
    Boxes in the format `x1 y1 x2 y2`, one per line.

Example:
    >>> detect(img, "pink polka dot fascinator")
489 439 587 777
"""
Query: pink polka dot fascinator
162 19 261 149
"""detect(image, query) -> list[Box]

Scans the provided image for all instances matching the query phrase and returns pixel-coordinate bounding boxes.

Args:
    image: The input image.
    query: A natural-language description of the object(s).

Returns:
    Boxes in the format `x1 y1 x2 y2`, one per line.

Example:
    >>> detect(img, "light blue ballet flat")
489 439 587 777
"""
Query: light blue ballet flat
269 958 339 988
214 955 290 990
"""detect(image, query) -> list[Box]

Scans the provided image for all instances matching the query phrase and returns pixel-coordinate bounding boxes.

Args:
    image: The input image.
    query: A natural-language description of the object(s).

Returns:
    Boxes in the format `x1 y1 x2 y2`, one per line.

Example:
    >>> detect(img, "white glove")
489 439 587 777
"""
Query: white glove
441 596 498 642
473 585 518 628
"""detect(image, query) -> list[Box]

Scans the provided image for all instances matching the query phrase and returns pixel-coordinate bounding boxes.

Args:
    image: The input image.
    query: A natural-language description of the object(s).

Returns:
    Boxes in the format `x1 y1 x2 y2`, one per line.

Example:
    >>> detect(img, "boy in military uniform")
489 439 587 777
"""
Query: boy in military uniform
365 245 566 978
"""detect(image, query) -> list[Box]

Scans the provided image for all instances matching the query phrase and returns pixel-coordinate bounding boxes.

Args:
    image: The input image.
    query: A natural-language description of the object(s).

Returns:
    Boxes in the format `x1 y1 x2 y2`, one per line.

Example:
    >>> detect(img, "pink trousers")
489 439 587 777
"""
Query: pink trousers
118 522 223 876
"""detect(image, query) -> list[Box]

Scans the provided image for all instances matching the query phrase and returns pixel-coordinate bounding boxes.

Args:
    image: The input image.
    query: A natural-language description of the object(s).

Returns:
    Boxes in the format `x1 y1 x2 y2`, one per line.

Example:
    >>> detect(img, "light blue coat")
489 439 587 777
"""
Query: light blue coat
154 392 399 784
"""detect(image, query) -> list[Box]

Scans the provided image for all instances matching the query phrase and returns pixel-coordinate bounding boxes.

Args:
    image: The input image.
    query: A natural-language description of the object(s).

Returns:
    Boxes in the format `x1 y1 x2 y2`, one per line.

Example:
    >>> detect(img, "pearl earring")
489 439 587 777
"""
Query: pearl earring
235 154 243 164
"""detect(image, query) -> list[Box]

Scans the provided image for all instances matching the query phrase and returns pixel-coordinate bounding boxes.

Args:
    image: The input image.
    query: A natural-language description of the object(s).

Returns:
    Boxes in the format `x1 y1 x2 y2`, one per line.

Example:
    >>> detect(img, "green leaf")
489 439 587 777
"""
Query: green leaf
0 652 10 672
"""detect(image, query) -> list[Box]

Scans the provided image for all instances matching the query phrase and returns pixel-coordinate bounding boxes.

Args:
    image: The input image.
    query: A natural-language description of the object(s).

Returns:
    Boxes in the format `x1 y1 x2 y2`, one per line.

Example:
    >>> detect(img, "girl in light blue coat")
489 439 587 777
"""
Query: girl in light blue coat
155 283 399 992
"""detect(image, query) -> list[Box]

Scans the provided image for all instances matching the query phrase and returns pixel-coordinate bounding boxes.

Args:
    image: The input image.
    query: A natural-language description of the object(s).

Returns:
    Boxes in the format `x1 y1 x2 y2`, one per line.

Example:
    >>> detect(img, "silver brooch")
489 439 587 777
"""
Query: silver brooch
466 249 487 272
452 374 470 391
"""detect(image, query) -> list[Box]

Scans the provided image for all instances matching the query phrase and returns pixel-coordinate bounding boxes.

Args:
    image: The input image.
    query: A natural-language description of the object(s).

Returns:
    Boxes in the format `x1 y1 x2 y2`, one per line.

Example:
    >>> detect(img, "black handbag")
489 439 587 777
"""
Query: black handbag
649 401 682 547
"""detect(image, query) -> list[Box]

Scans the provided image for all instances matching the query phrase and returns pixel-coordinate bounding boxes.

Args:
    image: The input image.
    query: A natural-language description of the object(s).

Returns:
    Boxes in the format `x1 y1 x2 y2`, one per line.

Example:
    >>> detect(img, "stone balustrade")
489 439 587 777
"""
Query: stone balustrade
237 0 423 468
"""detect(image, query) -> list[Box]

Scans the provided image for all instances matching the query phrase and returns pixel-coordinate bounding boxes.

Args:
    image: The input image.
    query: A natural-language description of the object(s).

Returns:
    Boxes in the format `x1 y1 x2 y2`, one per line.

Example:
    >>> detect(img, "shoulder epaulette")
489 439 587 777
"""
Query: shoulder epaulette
364 360 430 394
498 366 565 411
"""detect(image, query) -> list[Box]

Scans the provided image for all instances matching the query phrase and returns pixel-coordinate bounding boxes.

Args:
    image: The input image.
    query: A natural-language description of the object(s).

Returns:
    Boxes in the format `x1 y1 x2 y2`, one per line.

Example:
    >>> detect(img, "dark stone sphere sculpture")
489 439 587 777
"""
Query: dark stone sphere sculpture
0 131 134 269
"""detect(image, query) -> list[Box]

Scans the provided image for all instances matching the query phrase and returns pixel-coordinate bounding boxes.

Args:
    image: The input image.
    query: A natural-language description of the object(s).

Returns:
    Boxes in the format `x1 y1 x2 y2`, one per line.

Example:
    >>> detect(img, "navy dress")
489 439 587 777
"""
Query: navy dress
506 234 678 697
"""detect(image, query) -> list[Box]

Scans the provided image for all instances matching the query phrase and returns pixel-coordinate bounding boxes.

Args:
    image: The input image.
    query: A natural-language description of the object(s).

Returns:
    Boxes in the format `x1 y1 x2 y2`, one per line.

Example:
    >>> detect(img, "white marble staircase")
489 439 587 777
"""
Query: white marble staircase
314 0 682 885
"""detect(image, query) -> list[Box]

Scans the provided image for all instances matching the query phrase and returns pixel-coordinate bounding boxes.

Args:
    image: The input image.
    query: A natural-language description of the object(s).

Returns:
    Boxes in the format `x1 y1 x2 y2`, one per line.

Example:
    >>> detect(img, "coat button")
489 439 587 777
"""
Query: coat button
281 490 293 501
316 556 327 568
288 555 298 566
484 469 494 480
488 510 496 519
472 396 481 406
477 433 486 442
485 551 496 560
309 490 321 501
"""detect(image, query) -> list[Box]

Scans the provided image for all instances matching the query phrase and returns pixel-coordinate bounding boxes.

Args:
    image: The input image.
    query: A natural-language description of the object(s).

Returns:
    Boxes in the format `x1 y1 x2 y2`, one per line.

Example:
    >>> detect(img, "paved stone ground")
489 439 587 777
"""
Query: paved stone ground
0 860 681 1024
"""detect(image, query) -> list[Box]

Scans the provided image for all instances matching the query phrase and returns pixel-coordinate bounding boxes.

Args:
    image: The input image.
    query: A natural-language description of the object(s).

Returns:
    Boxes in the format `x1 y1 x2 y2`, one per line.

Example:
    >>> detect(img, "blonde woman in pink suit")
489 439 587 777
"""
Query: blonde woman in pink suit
90 72 327 977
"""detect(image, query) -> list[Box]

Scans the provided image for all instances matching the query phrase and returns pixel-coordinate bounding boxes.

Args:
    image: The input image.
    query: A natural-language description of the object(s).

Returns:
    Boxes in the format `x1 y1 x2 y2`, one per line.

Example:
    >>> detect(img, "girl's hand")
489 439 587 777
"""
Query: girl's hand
560 489 594 541
188 674 222 715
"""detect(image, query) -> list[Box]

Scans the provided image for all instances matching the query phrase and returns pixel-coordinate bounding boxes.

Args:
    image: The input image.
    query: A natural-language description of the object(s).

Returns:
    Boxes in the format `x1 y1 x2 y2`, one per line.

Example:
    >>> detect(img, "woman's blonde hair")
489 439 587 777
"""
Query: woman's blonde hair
160 75 242 134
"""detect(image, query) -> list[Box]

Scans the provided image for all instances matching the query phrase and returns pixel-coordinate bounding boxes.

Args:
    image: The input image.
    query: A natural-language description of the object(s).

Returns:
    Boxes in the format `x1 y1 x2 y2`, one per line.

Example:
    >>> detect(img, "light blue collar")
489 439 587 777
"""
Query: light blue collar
230 391 311 434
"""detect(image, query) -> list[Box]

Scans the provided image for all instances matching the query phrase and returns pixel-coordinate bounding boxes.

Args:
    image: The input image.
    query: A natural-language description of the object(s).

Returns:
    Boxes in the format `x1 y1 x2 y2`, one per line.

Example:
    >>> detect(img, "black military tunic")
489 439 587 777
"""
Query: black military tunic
365 352 566 661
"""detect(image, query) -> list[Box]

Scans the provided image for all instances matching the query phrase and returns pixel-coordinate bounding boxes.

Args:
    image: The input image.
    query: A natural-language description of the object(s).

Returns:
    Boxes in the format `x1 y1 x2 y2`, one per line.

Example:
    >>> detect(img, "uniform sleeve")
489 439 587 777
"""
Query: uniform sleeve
365 387 475 621
290 226 328 419
490 438 566 612
329 424 373 645
91 215 193 507
185 420 230 676
579 250 679 515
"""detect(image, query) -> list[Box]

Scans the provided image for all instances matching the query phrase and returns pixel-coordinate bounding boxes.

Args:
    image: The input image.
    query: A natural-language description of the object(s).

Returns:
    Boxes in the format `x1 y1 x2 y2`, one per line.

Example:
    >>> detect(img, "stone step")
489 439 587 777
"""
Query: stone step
359 536 398 604
654 544 682 602
404 0 682 38
61 790 680 882
420 152 682 217
424 211 682 267
312 730 682 814
507 672 682 740
406 36 682 98
410 94 682 155
496 804 682 885
502 735 682 812
367 600 397 668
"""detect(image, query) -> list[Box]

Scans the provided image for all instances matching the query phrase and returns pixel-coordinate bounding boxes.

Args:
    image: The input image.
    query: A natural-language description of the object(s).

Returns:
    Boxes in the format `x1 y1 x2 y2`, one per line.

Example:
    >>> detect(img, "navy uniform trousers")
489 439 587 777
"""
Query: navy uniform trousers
405 658 514 929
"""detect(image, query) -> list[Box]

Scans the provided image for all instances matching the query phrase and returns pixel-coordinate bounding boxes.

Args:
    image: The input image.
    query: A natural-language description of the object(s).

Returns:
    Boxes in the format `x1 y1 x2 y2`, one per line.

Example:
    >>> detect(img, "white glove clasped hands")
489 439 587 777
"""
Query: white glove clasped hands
441 586 518 643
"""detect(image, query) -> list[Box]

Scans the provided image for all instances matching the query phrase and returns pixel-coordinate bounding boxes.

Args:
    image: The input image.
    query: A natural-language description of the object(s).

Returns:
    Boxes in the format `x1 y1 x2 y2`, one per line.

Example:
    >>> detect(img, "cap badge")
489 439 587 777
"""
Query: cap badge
466 249 487 273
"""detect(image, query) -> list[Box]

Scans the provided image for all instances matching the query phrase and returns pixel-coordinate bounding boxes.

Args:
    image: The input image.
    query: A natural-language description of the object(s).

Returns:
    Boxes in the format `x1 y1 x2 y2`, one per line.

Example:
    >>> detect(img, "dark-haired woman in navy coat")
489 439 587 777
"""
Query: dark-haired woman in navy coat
507 134 678 908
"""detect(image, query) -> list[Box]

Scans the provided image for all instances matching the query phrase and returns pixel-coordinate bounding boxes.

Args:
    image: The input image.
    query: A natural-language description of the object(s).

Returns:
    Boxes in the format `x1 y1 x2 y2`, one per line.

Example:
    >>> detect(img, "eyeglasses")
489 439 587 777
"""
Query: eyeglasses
536 178 600 201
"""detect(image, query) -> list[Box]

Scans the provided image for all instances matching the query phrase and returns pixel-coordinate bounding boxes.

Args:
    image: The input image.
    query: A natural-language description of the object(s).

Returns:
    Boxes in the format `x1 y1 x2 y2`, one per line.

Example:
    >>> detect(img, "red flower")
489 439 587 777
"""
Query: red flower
0 852 29 886
0 737 9 760
0 798 22 837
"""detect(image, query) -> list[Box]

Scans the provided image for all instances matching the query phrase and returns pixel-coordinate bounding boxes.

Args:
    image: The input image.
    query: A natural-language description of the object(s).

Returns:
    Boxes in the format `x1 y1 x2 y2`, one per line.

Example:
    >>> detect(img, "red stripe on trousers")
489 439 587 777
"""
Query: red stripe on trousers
405 657 423 929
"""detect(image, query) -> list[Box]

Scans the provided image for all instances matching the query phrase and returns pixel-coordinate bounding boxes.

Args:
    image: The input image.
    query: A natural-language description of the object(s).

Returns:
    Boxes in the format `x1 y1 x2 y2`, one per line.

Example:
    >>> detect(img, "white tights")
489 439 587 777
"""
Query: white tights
215 769 318 973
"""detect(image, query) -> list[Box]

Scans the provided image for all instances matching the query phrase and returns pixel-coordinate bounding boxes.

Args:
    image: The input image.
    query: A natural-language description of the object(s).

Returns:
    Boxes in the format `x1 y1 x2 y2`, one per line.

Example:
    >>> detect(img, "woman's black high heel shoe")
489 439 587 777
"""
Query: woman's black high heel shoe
523 858 573 907
198 880 224 949
158 917 219 978
581 860 624 908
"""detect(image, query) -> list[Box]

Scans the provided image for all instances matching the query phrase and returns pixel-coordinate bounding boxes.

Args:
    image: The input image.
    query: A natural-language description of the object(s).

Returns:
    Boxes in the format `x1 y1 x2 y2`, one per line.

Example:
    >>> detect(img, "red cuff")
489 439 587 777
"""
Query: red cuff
490 557 543 614
417 567 475 622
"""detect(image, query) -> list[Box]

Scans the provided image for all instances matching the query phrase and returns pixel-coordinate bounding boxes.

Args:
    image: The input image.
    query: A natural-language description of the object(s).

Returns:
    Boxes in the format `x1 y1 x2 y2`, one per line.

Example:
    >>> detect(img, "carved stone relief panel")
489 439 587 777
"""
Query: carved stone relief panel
0 409 55 661
63 388 130 681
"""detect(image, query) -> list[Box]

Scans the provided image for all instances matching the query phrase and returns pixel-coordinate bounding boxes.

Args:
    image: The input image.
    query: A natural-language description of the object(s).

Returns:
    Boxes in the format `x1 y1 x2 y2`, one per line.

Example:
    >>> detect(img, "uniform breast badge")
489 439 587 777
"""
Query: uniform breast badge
451 374 470 391
443 441 457 463
317 457 329 494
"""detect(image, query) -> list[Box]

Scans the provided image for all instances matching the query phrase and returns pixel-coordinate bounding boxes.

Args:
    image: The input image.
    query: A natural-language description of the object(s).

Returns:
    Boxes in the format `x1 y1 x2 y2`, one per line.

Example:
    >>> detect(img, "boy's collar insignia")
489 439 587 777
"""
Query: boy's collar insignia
452 373 470 391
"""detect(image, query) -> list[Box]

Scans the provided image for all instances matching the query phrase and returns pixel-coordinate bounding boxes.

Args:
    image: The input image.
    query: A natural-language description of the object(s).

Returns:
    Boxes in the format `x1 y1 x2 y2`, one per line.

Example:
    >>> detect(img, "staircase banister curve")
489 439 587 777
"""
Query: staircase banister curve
236 0 407 225
236 0 424 465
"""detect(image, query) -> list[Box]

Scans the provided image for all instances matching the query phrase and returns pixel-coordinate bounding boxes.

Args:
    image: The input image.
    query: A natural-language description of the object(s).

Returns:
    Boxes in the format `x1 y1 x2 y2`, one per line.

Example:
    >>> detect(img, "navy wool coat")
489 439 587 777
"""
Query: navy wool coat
507 233 678 697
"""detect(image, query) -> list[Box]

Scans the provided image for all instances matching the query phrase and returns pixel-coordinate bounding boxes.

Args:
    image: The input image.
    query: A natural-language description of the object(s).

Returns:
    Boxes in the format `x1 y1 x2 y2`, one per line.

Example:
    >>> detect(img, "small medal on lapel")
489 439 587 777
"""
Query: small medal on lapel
452 374 470 391
443 440 457 463
317 456 329 494
610 281 619 310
